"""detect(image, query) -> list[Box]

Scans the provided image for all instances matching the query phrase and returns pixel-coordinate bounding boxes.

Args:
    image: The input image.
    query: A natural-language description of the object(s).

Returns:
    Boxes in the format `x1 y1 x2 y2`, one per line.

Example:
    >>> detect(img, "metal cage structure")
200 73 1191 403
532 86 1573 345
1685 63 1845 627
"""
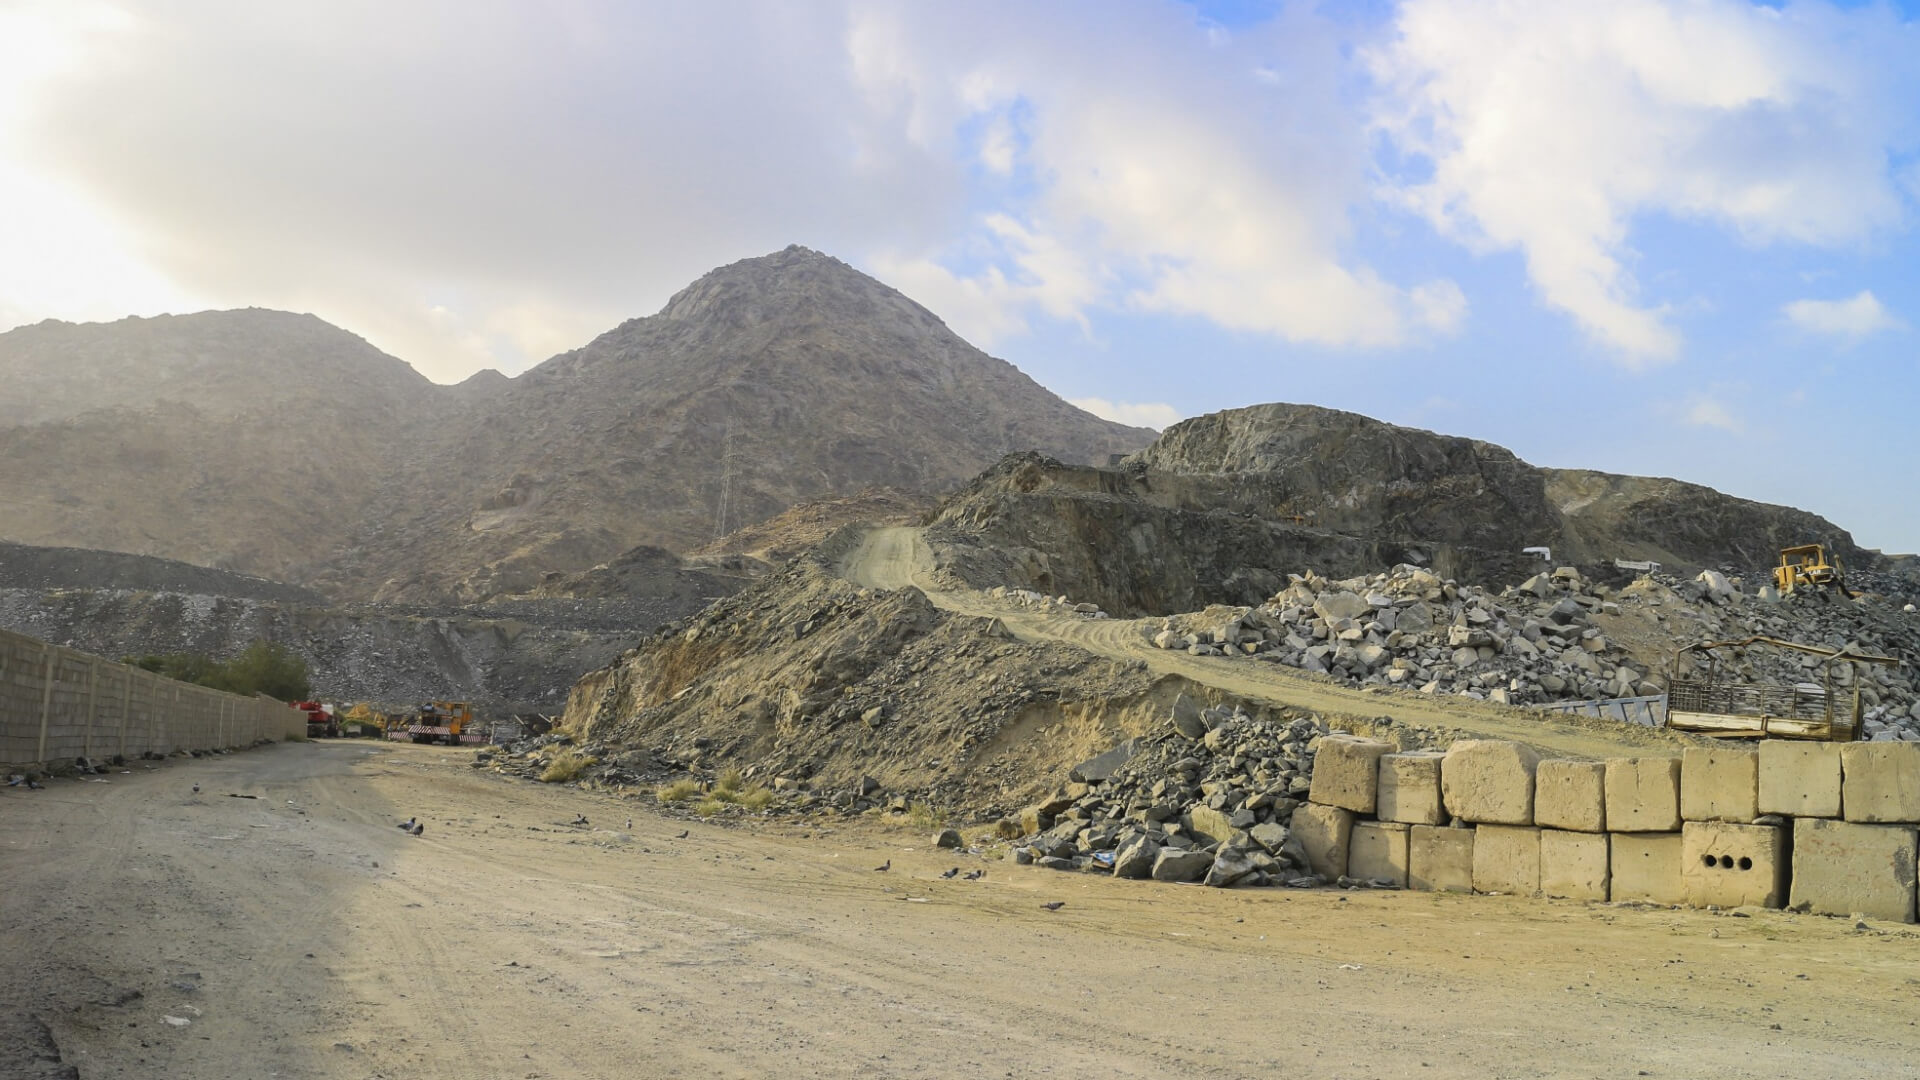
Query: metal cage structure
1666 635 1899 741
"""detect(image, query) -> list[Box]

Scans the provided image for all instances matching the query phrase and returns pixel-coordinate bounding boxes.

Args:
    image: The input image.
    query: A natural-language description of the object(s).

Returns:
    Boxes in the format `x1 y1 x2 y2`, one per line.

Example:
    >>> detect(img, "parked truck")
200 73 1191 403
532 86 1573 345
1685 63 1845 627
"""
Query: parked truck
403 701 476 745
292 700 340 738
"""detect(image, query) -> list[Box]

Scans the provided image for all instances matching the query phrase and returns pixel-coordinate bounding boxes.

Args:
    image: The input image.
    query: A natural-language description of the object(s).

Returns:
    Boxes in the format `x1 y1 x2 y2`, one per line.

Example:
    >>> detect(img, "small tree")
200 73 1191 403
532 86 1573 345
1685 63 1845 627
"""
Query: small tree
217 640 311 701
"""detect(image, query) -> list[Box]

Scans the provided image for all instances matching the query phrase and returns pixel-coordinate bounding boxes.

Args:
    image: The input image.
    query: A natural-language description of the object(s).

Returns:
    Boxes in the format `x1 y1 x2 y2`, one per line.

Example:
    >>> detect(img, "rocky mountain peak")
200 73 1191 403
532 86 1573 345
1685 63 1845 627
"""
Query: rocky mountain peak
653 244 945 337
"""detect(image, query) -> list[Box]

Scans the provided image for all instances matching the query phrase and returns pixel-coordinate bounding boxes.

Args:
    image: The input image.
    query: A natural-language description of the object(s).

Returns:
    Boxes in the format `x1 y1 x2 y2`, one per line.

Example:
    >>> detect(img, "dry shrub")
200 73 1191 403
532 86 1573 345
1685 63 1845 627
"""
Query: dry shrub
539 747 595 783
656 778 702 803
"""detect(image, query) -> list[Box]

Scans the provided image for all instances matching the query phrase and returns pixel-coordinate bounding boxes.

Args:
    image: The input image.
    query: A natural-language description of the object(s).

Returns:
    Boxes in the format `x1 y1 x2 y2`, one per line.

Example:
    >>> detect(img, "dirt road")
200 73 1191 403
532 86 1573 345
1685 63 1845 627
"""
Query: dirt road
6 741 1920 1078
841 527 1685 760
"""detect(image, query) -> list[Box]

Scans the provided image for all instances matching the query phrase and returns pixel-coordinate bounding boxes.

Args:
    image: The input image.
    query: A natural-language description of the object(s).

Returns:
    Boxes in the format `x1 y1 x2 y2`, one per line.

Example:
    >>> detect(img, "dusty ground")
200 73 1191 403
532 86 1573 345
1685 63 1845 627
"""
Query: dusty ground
5 740 1920 1079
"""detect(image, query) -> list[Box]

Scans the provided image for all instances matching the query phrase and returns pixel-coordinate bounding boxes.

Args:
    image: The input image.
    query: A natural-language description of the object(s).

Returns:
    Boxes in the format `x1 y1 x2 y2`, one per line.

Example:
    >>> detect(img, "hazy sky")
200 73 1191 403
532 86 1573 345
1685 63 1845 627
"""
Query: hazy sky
3 1 1918 551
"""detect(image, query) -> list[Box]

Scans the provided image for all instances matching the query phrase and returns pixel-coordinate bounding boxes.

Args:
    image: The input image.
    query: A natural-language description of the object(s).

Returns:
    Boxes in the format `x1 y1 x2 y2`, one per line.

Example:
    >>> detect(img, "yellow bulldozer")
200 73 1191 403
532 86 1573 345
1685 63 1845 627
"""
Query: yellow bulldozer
1772 544 1857 597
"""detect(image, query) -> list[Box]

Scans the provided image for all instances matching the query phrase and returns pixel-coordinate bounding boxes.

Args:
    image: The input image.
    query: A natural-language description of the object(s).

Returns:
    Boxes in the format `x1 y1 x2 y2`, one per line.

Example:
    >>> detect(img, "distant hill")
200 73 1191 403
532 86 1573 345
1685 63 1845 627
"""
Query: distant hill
0 249 1156 601
320 245 1158 601
923 403 1883 616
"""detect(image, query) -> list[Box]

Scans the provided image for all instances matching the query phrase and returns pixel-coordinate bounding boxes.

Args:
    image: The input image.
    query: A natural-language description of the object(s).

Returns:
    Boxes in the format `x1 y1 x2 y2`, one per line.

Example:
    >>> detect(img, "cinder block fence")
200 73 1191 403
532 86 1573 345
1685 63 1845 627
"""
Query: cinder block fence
0 626 302 767
1297 734 1920 923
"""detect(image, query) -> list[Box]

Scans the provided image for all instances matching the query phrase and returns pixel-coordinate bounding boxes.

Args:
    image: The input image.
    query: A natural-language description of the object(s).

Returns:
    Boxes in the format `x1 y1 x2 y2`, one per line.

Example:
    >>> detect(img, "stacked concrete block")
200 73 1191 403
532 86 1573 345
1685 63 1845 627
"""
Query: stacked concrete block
1610 833 1685 904
1680 746 1759 824
1409 825 1475 892
1604 757 1682 833
1471 825 1541 896
1377 751 1447 825
1292 802 1354 880
1441 740 1540 825
1789 819 1918 923
1840 744 1920 824
1534 760 1606 832
1758 742 1843 819
1681 822 1789 909
1540 830 1610 900
1349 821 1411 886
1309 735 1393 813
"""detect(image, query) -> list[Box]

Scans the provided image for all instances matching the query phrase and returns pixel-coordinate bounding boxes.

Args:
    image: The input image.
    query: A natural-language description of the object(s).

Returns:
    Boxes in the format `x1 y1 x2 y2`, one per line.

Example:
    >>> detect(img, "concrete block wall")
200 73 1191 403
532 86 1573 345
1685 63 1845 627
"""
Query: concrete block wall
0 626 302 766
1294 733 1920 923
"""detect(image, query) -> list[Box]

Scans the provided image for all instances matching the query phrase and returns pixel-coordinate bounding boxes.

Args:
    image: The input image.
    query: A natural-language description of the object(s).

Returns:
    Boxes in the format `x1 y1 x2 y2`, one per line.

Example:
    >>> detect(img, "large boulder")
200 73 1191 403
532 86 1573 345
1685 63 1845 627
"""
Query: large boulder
1150 848 1215 883
1204 849 1259 888
1070 738 1141 784
1170 693 1209 740
1314 591 1371 622
1111 835 1162 879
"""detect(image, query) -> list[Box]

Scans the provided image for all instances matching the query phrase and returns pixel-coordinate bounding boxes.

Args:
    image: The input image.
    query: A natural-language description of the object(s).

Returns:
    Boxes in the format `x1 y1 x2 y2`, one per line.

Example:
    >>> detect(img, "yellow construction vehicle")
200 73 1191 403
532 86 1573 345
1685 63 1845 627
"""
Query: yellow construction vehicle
1773 544 1848 595
399 701 476 745
1666 636 1898 740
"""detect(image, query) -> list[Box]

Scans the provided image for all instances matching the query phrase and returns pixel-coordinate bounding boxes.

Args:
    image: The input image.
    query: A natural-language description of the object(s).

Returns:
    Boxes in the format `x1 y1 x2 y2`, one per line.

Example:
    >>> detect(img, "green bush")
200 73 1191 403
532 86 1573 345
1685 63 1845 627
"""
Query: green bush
122 640 311 701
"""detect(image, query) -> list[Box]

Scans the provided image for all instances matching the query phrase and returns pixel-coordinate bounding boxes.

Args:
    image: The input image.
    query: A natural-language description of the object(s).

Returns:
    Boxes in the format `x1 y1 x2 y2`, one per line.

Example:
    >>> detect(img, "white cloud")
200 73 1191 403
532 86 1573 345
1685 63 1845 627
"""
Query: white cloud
1783 290 1904 339
1684 395 1742 433
849 4 1463 350
1371 0 1920 364
1067 397 1183 430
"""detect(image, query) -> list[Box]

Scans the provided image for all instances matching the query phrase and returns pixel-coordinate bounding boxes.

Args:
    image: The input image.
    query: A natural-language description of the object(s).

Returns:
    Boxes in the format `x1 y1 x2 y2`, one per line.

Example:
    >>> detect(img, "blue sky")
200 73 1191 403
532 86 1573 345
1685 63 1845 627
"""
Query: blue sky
1 1 1916 551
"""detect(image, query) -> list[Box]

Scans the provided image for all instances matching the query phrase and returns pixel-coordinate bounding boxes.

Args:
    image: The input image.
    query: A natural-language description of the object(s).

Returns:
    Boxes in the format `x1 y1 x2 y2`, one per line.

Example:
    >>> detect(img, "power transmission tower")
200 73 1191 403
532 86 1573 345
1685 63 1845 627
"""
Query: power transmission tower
713 421 737 542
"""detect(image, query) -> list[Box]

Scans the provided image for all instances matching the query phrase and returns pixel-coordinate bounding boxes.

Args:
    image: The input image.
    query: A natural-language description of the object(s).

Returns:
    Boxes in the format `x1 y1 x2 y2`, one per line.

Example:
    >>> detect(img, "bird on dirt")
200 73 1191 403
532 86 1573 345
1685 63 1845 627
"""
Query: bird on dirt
397 817 416 831
625 818 632 830
191 783 200 795
674 829 689 839
409 821 425 836
571 814 589 826
939 867 960 879
1041 901 1065 911
873 860 890 872
963 870 985 881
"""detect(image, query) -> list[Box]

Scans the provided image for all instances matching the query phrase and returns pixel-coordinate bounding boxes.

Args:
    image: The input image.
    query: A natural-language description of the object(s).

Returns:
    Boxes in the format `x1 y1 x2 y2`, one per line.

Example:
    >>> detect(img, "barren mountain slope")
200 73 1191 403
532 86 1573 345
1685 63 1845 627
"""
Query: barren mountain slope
345 246 1156 601
917 404 1879 616
0 311 439 582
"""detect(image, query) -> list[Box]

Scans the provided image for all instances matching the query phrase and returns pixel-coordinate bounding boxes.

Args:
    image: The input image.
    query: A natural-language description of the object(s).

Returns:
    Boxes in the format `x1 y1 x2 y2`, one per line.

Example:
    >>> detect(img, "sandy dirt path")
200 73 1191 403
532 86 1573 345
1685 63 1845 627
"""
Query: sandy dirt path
841 527 1687 760
5 741 1920 1078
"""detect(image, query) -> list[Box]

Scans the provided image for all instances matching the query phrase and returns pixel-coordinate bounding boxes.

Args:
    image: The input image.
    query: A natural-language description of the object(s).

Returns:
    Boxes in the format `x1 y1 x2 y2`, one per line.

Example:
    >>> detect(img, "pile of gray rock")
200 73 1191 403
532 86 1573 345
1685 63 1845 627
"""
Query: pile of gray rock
1008 694 1342 888
1148 565 1654 706
986 586 1109 618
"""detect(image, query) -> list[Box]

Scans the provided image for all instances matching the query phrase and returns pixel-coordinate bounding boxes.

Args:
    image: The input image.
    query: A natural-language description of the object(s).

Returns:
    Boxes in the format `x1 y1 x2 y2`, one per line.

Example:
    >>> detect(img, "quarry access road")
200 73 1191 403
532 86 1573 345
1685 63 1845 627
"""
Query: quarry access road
6 740 1919 1079
841 527 1685 760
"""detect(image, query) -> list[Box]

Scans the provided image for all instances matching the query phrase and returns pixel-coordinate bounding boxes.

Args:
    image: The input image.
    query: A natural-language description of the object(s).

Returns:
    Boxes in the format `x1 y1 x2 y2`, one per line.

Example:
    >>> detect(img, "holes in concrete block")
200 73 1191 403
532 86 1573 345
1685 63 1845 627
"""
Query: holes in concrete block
1701 853 1753 871
1737 856 1752 870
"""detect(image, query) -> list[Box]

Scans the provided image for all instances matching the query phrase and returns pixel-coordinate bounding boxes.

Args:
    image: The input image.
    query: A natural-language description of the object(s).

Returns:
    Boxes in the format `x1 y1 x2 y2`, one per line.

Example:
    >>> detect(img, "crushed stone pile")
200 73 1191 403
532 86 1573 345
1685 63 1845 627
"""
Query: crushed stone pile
1147 564 1657 705
1007 694 1362 889
1137 563 1918 738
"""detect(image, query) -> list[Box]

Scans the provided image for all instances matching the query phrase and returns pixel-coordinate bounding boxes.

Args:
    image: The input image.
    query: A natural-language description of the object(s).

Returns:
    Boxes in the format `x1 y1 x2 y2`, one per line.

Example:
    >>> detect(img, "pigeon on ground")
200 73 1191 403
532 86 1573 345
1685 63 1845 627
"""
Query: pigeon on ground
963 870 985 881
191 783 200 794
873 860 891 872
939 867 960 879
1041 901 1065 911
626 818 632 830
674 829 689 839
571 814 589 826
409 821 424 836
397 817 416 831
